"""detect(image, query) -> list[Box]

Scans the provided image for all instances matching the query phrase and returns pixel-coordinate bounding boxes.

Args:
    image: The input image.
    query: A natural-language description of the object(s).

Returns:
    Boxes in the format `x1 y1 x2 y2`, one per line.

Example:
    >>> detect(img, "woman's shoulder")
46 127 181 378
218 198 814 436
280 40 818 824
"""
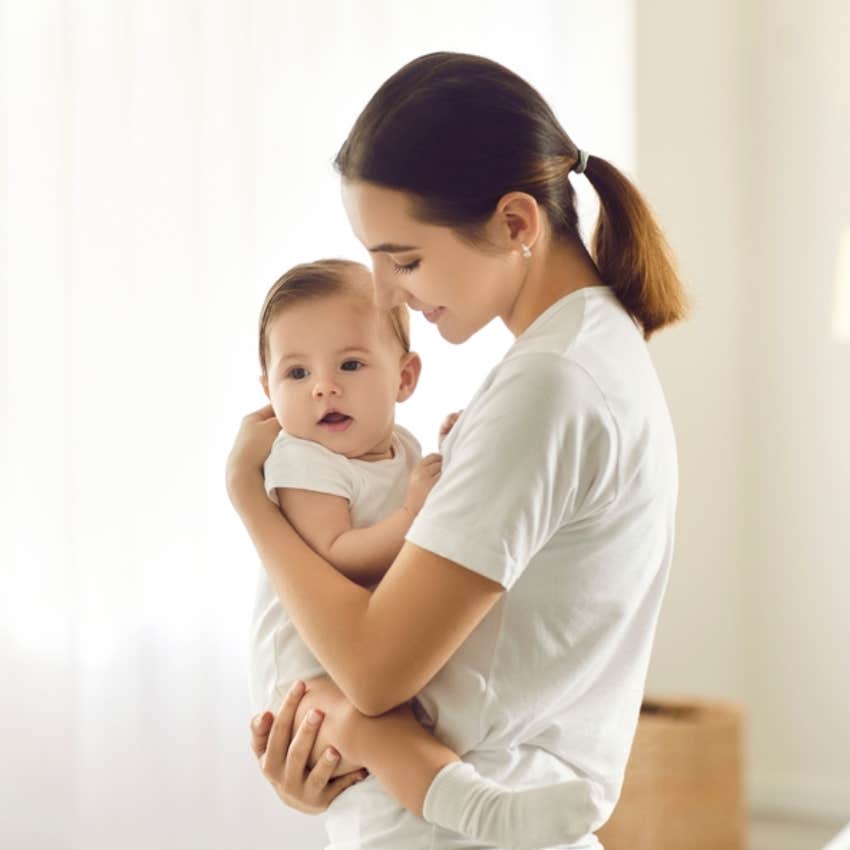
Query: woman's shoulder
479 350 613 421
482 286 659 427
503 285 648 380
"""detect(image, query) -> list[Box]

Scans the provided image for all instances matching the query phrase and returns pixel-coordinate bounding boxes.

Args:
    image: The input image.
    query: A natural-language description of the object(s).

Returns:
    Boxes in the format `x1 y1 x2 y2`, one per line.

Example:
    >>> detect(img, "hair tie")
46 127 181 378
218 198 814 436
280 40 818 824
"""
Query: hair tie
573 149 589 175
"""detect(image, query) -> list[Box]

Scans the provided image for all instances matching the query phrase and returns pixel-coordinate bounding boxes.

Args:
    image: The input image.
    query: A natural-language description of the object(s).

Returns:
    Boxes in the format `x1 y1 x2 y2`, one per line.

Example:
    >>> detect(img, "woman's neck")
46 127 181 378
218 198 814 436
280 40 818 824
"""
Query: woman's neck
503 233 604 338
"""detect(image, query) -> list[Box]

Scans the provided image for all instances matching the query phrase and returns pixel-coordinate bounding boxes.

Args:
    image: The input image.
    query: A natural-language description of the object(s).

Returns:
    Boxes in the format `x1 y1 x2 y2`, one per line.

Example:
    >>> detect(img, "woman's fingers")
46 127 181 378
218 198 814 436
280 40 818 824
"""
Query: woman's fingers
244 402 275 421
283 708 325 790
304 745 341 799
263 681 304 778
249 683 368 814
323 769 369 805
250 712 273 760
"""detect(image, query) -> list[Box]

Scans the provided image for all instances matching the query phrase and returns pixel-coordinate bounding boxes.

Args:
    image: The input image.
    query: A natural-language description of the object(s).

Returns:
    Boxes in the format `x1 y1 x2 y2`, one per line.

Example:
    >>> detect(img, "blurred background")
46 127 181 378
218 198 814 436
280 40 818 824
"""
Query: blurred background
1 1 847 848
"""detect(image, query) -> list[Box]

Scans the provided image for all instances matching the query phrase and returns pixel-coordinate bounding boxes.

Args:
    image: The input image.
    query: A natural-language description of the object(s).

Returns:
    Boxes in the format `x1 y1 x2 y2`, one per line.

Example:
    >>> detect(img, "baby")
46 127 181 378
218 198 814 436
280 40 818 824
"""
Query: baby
248 258 599 850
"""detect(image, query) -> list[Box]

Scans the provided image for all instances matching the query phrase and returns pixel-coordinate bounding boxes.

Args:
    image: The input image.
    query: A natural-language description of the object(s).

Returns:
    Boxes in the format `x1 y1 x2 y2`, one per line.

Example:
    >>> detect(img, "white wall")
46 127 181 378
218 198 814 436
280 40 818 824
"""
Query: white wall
637 0 749 704
744 0 850 819
637 0 850 822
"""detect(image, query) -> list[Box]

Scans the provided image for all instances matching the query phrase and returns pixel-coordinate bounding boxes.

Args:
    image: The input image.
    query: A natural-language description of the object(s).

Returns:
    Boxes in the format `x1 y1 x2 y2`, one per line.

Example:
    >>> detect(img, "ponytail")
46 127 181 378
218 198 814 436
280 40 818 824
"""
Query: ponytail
336 51 688 339
582 155 688 340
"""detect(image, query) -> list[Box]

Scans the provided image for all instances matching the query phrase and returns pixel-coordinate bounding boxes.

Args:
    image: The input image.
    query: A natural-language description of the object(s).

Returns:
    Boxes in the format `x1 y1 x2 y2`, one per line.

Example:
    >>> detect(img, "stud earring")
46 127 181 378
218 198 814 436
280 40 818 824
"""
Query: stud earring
521 242 532 259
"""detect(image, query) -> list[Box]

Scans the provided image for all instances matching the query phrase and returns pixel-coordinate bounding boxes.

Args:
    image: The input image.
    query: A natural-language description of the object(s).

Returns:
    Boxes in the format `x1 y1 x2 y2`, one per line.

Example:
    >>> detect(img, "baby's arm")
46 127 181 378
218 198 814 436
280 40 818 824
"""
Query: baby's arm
274 453 442 587
274 488 407 587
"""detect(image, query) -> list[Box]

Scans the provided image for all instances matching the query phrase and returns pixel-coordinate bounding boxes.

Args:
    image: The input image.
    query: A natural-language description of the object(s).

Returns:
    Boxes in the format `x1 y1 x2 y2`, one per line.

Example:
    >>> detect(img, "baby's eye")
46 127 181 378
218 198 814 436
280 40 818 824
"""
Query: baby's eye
341 360 364 371
392 259 420 274
286 367 308 380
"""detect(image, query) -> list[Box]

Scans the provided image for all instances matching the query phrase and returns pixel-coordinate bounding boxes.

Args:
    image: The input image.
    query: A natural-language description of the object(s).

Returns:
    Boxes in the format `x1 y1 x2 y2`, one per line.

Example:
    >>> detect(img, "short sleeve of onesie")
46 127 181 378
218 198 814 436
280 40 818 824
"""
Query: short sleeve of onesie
406 352 620 590
263 431 358 507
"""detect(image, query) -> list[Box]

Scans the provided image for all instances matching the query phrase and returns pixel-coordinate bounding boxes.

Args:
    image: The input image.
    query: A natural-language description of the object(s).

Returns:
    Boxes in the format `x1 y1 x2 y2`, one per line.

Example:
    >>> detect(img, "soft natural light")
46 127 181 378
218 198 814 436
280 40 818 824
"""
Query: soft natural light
1 3 635 847
832 226 850 341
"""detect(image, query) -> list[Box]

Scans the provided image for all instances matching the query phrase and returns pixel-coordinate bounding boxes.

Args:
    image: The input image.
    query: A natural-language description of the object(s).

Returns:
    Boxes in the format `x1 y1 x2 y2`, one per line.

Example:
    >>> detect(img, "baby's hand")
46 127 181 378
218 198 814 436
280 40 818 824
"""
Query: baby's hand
438 410 463 450
404 453 442 516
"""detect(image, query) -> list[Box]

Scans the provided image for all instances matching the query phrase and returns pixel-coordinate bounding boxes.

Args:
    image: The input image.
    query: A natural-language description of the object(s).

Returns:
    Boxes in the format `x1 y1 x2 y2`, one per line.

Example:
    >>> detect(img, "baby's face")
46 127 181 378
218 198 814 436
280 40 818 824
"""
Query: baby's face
262 294 407 458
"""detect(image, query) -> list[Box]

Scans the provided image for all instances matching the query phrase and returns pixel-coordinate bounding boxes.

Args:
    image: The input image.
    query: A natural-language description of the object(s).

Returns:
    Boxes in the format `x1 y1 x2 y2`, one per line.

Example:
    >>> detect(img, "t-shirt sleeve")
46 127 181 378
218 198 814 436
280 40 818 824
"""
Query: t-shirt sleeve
405 353 620 590
262 432 357 507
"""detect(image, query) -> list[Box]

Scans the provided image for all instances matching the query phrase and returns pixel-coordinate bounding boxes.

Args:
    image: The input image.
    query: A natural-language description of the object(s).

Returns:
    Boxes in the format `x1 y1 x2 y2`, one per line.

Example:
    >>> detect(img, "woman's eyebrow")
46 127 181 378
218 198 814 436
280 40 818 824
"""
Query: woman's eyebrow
368 242 420 253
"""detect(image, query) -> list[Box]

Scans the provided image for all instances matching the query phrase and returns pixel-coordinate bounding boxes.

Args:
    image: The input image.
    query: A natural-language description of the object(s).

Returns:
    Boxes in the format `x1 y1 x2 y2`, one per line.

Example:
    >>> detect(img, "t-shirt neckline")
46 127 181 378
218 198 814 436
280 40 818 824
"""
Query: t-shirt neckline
351 429 400 465
514 284 612 343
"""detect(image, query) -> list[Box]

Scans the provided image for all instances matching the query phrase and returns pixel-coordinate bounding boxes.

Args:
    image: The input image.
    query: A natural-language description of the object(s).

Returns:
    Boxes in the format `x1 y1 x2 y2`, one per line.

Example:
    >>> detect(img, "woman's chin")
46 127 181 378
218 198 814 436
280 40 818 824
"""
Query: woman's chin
439 320 476 345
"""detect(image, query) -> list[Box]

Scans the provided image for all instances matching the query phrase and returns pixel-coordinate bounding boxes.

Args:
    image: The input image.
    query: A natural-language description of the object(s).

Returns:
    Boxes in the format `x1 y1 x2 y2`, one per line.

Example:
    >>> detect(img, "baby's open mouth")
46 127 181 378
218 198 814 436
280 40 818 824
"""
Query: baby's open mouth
319 412 352 425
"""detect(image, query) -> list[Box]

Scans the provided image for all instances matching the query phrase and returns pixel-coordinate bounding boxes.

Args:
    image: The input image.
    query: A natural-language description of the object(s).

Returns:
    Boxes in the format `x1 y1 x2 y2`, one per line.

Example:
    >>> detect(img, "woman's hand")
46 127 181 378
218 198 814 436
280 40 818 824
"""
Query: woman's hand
250 681 368 815
226 403 281 504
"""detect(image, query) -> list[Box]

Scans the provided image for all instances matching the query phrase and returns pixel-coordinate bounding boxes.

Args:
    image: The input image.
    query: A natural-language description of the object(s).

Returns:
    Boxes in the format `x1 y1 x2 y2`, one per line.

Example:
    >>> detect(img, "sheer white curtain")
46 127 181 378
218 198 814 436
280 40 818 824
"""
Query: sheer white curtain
0 2 634 847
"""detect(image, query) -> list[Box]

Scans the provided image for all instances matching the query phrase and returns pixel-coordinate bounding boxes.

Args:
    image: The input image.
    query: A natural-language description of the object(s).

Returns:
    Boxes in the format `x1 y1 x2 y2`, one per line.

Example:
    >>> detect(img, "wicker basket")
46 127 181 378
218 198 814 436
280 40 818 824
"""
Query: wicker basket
596 696 746 850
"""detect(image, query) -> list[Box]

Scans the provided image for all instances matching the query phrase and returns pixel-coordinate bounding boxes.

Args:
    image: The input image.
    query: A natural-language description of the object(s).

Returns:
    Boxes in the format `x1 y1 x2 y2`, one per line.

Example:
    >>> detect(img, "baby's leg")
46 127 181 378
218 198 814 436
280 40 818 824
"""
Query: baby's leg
293 677 601 849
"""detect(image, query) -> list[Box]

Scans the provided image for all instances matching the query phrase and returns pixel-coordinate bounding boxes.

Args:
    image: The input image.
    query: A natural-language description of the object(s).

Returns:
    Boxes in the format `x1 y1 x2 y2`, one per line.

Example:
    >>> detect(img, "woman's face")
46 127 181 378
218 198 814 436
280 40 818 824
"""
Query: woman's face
341 180 522 344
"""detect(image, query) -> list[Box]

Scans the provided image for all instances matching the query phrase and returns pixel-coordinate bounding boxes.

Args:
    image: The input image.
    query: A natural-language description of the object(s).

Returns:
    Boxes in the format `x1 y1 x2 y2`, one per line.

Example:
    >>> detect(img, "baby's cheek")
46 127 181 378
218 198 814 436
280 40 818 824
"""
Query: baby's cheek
276 403 306 440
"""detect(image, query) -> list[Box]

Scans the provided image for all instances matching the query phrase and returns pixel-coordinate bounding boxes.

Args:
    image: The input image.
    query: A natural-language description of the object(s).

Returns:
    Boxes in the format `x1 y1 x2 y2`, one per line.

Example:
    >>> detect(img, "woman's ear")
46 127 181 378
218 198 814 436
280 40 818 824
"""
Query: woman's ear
396 352 422 403
492 191 541 254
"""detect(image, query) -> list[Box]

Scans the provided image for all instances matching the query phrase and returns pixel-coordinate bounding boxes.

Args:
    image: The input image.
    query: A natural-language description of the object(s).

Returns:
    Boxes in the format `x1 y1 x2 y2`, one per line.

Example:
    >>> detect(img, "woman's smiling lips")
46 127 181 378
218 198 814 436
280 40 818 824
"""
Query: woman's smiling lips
423 306 445 323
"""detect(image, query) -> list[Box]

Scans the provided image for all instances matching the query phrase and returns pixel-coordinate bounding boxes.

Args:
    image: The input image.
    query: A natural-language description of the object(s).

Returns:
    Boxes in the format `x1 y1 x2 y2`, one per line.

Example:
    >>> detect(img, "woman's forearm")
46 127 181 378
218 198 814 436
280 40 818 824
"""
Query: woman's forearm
231 469 379 712
229 464 504 717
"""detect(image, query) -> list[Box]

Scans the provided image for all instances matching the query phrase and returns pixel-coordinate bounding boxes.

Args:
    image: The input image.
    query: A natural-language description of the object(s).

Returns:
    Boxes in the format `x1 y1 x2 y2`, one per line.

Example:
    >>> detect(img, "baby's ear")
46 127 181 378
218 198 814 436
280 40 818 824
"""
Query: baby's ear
396 352 422 403
259 374 270 399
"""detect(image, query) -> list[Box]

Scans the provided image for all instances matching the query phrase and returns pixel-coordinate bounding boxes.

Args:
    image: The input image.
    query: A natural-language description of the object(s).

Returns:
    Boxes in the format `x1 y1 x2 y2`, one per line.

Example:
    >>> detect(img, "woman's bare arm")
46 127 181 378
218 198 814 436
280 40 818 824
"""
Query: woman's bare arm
230 468 504 716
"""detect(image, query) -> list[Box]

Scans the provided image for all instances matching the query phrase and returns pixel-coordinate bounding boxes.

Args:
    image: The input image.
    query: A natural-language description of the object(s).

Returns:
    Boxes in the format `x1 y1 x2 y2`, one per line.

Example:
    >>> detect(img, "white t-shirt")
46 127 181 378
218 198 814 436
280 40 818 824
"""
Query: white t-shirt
248 424 422 716
324 285 678 850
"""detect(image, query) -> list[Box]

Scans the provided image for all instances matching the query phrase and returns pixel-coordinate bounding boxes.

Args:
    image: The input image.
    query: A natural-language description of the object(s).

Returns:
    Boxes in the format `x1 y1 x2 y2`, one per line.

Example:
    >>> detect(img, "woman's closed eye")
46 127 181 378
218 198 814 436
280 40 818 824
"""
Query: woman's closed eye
392 259 420 275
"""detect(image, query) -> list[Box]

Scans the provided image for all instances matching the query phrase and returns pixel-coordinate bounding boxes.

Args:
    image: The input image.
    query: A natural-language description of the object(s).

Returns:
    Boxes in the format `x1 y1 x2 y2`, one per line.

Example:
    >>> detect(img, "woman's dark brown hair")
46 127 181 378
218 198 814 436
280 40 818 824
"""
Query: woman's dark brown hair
334 52 686 339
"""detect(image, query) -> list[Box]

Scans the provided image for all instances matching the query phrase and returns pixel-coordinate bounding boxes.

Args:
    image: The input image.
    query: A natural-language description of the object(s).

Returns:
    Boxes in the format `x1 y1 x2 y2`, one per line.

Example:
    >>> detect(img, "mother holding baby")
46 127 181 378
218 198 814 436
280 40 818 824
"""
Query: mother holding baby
226 51 686 849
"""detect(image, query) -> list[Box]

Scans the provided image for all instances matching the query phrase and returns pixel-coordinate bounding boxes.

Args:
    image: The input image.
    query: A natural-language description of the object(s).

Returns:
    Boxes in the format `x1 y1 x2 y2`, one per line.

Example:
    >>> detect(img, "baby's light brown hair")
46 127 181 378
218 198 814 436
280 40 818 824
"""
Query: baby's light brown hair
258 259 410 377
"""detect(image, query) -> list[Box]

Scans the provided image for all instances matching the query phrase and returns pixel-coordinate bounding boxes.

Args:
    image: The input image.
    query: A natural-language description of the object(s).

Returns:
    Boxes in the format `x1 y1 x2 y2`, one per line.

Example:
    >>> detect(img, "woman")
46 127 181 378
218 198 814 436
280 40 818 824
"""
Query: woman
228 51 686 849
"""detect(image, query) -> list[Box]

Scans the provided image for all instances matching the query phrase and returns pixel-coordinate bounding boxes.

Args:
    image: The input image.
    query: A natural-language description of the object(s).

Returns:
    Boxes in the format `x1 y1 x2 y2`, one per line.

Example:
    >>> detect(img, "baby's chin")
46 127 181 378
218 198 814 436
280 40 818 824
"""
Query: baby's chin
286 421 382 458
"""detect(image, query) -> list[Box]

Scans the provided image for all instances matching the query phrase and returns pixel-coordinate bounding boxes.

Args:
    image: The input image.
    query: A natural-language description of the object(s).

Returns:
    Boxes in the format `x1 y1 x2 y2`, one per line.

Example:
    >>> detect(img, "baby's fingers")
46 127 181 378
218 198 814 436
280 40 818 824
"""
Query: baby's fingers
423 454 442 473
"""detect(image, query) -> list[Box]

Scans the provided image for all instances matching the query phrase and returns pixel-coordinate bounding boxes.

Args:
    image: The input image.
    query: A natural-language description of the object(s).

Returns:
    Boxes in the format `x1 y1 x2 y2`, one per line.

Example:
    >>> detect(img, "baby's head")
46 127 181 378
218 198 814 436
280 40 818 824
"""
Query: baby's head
258 259 421 459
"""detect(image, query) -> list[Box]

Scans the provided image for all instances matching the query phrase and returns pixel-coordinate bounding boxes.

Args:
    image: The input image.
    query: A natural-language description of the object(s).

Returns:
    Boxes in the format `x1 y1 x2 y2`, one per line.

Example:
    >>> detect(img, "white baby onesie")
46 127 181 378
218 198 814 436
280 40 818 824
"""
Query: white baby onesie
249 423 421 714
247 423 599 850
